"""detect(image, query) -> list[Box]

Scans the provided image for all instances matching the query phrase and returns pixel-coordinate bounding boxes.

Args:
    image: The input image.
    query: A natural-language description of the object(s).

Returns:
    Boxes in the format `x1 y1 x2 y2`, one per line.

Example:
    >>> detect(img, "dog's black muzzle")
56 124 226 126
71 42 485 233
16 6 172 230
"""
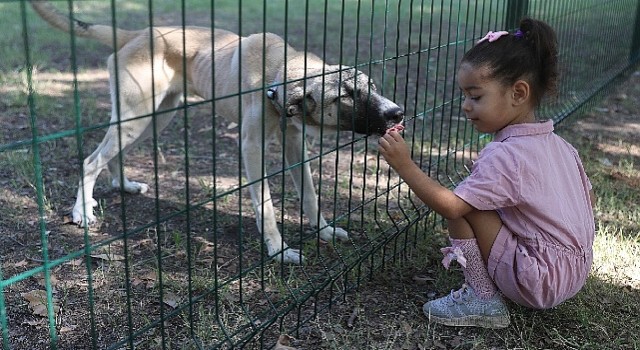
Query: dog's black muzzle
368 105 405 136
385 106 405 125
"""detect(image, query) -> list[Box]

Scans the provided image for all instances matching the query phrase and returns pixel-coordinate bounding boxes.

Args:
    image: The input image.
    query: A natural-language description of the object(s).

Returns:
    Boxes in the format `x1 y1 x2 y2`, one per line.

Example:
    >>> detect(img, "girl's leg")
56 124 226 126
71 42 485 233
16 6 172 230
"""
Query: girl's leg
445 209 503 299
423 209 510 328
447 209 503 262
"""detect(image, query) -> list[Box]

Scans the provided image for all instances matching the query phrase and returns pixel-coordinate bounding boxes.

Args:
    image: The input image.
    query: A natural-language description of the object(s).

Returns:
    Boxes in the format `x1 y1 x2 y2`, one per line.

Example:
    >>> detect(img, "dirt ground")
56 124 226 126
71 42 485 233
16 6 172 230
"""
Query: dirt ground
1 31 639 350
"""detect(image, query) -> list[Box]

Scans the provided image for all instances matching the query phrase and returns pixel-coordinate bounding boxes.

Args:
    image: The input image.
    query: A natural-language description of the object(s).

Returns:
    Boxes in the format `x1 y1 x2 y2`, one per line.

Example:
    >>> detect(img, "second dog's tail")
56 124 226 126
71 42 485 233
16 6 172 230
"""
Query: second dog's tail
29 0 137 50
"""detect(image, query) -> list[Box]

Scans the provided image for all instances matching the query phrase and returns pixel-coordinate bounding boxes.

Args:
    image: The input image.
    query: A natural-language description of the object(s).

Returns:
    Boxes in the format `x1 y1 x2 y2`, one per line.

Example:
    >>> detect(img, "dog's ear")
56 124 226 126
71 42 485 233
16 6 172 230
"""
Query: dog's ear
269 69 317 117
285 86 316 117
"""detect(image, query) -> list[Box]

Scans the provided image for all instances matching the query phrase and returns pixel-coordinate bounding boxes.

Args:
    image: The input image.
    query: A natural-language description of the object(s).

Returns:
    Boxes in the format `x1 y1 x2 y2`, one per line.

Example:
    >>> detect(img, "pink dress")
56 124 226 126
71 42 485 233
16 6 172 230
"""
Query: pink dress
453 120 595 309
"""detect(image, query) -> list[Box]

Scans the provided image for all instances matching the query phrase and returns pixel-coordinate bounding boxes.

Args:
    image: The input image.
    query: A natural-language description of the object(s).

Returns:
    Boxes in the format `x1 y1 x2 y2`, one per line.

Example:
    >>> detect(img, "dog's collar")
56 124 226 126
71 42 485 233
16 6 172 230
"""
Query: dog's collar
266 81 322 132
266 86 278 101
266 82 293 133
266 84 292 119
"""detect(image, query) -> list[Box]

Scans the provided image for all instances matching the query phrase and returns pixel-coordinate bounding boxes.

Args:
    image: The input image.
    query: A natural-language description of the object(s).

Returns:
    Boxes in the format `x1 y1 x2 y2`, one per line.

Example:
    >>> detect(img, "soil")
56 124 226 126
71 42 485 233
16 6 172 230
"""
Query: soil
1 28 638 350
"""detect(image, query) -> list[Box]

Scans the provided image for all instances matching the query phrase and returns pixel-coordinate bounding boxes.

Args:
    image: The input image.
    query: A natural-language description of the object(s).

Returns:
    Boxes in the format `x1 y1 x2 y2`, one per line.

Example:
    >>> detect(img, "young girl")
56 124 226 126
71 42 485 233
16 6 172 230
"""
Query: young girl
378 18 595 329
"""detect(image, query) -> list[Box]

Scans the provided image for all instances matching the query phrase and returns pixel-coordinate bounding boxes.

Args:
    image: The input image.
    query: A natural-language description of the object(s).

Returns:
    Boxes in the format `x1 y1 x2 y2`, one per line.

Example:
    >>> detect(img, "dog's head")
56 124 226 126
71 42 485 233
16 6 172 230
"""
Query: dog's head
268 65 404 136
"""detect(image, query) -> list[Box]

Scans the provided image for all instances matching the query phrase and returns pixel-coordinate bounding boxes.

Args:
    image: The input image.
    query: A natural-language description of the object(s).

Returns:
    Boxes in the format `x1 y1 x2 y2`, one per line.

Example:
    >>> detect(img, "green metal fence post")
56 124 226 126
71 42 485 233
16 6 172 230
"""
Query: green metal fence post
504 0 529 30
631 0 640 62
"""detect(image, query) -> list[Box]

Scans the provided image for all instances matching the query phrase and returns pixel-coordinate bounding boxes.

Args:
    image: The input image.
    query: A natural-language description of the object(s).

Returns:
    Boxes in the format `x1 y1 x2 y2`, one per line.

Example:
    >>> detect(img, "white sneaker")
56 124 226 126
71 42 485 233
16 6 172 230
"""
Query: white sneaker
423 284 510 329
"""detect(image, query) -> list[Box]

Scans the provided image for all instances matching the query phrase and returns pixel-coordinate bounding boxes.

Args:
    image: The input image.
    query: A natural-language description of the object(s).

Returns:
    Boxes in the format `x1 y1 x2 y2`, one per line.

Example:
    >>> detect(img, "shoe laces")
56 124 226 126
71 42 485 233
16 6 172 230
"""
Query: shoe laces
448 283 472 305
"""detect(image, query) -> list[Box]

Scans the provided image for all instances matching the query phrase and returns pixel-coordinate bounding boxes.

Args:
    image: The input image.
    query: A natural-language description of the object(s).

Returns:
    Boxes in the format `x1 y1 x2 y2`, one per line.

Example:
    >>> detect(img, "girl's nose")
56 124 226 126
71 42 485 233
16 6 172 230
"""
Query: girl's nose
461 98 471 113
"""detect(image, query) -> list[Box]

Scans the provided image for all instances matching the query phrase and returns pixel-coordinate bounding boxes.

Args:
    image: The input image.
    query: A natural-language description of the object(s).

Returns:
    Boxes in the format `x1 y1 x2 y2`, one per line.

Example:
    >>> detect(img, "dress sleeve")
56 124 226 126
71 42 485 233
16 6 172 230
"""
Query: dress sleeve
453 145 522 211
568 141 593 191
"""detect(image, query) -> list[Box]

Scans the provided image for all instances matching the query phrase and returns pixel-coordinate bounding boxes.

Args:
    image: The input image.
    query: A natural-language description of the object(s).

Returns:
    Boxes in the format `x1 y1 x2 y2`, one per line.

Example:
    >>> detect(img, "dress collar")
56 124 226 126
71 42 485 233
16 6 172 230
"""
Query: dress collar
494 120 554 142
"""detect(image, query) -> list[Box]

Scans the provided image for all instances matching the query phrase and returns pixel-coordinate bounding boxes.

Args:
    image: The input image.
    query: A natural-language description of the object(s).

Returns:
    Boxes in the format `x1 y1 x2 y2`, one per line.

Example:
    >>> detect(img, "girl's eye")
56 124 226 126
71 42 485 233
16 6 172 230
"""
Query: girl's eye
461 94 480 101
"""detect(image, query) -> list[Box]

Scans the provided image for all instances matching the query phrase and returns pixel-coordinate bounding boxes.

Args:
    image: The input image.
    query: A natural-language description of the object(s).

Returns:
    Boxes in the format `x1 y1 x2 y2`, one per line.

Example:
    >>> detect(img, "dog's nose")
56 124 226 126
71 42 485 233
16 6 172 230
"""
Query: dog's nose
385 106 404 123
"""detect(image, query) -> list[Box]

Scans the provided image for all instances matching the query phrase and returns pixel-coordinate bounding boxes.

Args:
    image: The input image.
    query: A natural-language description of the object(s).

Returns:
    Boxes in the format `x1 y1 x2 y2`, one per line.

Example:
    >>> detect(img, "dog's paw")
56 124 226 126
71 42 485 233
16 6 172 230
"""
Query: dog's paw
112 179 149 194
271 247 304 264
319 226 349 242
134 182 150 194
72 199 98 226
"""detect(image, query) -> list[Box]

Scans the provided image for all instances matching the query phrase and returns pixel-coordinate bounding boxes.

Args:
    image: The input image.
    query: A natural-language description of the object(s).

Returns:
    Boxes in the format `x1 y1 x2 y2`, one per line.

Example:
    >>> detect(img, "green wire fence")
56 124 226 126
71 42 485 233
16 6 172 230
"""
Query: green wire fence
0 0 639 349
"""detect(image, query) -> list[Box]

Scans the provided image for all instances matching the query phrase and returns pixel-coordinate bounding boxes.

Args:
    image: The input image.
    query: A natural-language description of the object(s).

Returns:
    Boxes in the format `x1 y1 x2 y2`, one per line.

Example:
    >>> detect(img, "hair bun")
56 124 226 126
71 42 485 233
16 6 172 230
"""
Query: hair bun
461 17 558 107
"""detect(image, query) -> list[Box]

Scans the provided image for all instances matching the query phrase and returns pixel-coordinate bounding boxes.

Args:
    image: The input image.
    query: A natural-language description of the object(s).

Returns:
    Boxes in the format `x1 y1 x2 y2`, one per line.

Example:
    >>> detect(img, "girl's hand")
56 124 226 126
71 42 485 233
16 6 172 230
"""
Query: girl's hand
378 130 413 170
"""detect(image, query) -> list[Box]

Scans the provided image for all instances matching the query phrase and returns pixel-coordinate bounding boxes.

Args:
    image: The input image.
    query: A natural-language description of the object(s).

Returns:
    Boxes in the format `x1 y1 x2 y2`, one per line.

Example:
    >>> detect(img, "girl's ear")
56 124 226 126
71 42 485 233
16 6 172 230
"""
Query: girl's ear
511 80 530 106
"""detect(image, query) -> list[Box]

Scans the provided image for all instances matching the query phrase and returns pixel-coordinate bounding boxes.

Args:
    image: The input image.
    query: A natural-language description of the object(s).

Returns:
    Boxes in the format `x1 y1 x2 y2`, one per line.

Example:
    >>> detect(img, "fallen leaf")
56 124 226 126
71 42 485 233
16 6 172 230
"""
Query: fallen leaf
132 271 157 289
274 335 298 350
64 259 84 267
610 171 640 187
90 253 126 261
14 260 28 268
131 278 144 288
62 215 74 224
401 320 412 333
22 290 60 317
163 292 180 308
59 325 77 333
141 271 157 281
412 274 435 283
130 238 154 249
22 319 45 327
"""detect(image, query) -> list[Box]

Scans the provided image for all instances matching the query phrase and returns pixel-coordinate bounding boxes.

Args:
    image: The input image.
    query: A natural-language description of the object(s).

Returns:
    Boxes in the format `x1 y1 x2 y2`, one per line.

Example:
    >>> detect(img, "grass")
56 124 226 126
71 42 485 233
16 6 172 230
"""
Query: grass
1 0 639 349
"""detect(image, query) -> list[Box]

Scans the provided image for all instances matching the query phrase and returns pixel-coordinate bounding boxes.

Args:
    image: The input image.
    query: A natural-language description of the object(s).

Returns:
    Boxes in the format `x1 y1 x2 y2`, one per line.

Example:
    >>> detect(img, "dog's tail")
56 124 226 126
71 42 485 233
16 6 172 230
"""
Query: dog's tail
29 0 136 50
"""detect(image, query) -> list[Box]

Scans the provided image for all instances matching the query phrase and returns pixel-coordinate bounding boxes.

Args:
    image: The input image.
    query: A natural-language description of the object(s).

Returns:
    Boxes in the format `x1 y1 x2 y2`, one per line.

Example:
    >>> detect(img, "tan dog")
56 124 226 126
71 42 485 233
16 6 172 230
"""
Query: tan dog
30 1 404 264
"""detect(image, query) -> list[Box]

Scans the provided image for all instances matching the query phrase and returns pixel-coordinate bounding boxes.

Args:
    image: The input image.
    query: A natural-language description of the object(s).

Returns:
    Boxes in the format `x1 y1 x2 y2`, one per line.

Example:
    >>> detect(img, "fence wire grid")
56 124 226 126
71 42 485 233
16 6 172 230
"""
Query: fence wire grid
1 0 639 349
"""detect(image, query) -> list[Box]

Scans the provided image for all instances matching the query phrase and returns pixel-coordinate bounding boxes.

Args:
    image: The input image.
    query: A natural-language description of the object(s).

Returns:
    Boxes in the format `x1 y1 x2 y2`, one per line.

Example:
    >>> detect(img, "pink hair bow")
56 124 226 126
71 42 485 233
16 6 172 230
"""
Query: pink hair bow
441 246 467 269
477 30 509 44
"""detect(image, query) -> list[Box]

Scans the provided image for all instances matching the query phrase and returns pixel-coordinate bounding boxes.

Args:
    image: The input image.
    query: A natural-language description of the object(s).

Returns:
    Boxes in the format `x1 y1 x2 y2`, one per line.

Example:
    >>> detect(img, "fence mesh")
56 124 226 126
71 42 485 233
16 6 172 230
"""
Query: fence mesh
1 0 639 349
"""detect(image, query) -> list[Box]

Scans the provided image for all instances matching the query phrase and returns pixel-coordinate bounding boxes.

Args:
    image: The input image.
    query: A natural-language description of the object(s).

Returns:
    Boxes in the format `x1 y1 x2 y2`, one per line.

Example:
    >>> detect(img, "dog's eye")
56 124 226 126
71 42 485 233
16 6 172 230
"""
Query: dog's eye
330 94 352 104
338 94 352 102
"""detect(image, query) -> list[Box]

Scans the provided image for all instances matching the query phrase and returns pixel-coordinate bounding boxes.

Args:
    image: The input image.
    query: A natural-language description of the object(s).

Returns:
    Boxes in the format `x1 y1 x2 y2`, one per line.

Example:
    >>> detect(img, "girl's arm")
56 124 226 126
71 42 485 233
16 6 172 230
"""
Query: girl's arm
378 131 473 220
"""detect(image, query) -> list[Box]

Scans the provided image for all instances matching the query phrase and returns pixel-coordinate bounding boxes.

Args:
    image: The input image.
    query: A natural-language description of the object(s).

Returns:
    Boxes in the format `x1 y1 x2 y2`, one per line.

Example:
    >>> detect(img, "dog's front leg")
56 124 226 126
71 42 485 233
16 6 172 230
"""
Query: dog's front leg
283 125 349 243
72 161 100 226
241 111 303 264
71 125 126 226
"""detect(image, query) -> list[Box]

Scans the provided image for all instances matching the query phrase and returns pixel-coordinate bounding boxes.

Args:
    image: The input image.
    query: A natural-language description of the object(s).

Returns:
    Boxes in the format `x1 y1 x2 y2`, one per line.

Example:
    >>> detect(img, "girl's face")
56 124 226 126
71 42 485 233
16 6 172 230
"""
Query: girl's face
457 62 534 133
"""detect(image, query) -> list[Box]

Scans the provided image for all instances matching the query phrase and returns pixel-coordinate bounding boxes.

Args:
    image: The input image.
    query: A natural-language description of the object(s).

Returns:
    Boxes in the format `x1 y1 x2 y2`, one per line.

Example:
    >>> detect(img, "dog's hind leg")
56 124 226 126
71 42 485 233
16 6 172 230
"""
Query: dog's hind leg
107 92 182 194
72 54 177 226
72 134 112 226
72 113 149 226
282 125 349 243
